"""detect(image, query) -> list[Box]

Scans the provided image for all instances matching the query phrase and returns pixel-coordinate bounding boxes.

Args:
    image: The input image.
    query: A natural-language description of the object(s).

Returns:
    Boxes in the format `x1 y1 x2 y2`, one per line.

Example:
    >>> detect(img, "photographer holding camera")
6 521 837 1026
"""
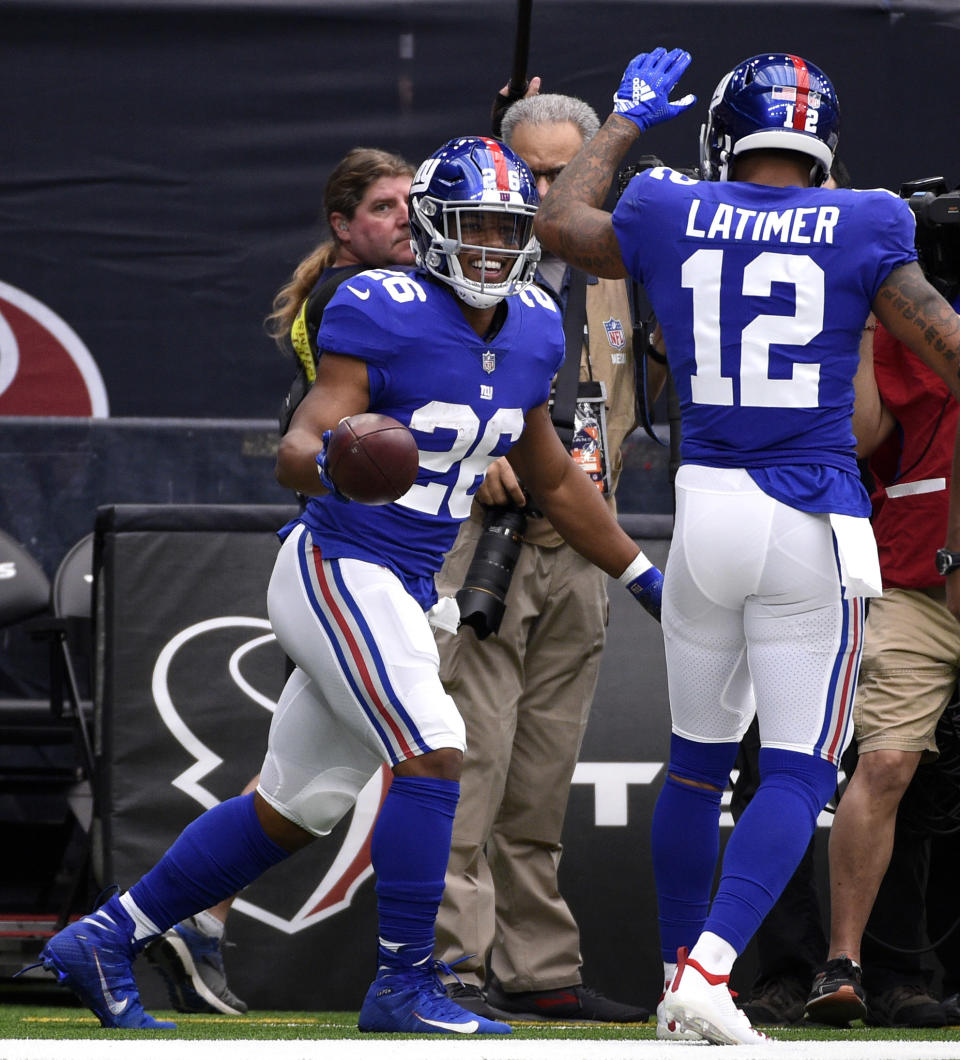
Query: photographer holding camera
804 175 960 1028
433 88 666 1023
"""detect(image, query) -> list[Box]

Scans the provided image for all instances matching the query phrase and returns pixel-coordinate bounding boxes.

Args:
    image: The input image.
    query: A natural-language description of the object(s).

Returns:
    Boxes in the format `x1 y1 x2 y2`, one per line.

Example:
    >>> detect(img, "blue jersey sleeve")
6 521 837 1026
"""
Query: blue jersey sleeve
849 190 918 302
316 268 433 407
611 167 674 285
317 270 393 360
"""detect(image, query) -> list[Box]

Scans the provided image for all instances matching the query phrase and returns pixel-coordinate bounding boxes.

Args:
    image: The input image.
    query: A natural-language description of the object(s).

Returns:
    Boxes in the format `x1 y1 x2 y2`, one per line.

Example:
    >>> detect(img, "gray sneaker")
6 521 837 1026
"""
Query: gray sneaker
144 916 248 1015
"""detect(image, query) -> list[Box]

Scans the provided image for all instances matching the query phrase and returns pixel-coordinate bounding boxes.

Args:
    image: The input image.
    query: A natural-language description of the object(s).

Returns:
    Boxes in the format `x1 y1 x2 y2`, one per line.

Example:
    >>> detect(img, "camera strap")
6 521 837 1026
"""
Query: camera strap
552 268 588 449
628 276 669 447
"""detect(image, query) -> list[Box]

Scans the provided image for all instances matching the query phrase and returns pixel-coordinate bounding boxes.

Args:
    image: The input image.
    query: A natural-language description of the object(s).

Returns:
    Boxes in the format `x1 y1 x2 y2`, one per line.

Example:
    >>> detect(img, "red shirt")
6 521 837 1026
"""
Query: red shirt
869 323 958 589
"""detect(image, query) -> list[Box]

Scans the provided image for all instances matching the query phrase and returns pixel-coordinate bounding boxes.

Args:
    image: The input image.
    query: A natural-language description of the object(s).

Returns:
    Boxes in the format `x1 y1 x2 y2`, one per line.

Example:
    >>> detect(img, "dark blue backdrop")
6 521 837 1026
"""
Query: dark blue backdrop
0 0 957 418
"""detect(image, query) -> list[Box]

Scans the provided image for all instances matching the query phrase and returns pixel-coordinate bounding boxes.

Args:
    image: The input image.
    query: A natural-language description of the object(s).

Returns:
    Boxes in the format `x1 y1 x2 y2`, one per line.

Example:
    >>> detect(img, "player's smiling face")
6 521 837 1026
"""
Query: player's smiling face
455 210 524 284
336 175 414 267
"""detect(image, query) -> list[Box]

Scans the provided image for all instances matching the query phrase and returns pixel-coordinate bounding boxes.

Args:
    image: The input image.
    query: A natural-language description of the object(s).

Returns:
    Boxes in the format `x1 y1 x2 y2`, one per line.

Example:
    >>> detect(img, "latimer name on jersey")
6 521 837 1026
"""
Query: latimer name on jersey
685 199 839 245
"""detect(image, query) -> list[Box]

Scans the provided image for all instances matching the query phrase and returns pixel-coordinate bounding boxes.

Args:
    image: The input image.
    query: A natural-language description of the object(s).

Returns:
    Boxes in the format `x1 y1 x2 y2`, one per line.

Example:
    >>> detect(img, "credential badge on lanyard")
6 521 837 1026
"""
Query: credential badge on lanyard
570 380 611 494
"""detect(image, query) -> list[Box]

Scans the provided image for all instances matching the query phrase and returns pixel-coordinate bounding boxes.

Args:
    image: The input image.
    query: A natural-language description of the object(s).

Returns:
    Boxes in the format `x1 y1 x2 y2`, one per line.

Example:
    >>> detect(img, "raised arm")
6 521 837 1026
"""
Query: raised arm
534 47 695 278
534 117 635 278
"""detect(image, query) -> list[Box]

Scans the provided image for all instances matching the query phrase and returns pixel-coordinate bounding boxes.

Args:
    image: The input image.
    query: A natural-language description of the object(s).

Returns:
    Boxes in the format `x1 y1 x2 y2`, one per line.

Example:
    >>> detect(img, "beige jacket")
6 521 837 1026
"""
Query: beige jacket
469 275 638 548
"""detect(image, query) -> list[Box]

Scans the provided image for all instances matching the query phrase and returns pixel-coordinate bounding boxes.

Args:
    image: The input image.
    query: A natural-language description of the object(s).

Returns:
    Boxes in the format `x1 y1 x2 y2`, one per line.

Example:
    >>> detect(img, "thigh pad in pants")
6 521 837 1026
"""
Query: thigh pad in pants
258 666 385 836
663 465 862 763
260 526 466 832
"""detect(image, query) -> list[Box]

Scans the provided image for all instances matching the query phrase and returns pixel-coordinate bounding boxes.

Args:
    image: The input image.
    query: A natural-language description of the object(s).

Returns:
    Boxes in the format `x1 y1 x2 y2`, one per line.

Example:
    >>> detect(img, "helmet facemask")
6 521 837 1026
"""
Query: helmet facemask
413 198 539 309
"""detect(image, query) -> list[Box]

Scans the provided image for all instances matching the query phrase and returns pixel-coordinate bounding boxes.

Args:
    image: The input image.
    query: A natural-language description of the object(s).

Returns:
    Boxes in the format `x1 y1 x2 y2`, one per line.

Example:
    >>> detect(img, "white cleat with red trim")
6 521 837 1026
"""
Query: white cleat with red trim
663 947 769 1046
656 989 706 1041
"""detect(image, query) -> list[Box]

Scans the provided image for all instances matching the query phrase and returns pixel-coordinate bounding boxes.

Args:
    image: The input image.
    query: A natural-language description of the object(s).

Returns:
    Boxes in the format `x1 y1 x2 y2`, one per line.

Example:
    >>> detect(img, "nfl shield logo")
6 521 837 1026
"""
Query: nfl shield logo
482 349 496 374
602 317 625 351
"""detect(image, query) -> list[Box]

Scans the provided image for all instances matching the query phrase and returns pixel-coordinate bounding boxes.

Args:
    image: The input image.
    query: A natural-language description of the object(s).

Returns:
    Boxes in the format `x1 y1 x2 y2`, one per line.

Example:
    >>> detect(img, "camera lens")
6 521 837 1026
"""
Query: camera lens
455 505 527 640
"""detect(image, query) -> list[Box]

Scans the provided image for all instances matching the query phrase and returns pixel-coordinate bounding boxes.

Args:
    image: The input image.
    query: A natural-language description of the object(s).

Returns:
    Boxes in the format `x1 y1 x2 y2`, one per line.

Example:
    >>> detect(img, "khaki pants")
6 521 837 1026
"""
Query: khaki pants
433 518 607 992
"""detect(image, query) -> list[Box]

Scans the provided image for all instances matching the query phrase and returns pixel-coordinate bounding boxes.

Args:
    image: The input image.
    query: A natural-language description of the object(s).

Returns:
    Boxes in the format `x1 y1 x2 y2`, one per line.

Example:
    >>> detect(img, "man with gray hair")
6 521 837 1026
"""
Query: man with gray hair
433 85 664 1023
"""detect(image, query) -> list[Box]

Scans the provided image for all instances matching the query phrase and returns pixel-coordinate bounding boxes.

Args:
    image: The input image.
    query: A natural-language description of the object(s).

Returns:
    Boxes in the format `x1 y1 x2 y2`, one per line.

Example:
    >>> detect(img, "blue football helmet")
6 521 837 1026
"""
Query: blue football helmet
699 53 840 185
409 136 541 309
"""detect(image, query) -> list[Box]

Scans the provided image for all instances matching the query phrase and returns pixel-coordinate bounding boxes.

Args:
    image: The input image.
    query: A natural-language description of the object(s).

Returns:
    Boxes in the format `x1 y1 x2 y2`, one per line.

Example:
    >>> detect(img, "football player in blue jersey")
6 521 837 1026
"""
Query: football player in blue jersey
143 145 417 1020
32 135 664 1034
535 48 960 1044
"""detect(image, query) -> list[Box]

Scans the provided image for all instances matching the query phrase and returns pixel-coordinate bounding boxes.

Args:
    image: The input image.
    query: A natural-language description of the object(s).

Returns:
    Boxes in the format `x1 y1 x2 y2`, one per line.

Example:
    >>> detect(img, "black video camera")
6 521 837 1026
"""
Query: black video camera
617 155 666 200
900 177 960 294
455 494 539 640
616 156 700 200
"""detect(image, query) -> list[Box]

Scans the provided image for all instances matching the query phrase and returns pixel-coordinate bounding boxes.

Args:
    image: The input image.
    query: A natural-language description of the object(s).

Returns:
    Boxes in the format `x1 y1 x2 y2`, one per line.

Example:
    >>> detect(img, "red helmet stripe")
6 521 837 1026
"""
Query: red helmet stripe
481 137 511 191
787 54 809 131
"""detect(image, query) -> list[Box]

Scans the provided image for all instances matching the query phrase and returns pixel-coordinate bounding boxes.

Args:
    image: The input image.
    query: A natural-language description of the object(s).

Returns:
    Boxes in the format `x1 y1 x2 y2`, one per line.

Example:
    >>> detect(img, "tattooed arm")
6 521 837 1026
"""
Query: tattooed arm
872 263 960 396
873 262 960 619
534 115 637 279
534 48 695 279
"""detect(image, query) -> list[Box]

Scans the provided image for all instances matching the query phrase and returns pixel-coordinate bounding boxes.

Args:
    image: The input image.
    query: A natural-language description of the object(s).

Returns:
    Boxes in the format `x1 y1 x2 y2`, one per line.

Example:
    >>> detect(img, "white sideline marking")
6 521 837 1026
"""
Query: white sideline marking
4 1040 960 1060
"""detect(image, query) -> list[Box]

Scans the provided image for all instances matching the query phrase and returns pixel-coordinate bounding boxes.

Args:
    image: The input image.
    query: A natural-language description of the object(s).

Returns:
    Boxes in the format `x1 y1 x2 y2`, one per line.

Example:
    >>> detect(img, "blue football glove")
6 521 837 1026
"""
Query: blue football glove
624 563 663 623
612 47 696 133
316 429 350 503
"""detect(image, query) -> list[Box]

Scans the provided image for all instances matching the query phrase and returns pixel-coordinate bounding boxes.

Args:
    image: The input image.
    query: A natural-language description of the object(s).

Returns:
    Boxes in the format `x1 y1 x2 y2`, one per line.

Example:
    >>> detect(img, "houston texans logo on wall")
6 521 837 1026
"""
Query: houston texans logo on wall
0 279 108 415
151 616 390 935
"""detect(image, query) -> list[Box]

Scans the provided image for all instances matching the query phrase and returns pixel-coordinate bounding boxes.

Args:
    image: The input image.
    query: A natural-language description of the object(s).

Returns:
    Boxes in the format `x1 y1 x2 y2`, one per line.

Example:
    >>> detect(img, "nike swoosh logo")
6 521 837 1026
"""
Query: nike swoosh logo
93 950 129 1015
415 1014 480 1033
346 286 371 300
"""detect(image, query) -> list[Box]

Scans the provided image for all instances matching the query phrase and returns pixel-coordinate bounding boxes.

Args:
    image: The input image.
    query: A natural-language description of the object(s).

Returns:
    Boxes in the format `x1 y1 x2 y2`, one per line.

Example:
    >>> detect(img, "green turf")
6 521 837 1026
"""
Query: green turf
2 1005 960 1042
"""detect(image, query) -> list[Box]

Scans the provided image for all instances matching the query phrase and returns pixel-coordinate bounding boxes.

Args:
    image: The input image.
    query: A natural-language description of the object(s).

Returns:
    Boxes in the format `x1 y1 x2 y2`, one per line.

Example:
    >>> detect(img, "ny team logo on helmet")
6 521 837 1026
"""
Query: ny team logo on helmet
699 53 840 186
409 136 541 309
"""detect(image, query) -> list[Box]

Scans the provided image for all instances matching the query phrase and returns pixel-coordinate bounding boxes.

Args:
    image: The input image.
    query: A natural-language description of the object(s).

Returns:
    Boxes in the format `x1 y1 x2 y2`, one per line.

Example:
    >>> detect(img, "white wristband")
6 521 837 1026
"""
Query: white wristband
618 551 652 586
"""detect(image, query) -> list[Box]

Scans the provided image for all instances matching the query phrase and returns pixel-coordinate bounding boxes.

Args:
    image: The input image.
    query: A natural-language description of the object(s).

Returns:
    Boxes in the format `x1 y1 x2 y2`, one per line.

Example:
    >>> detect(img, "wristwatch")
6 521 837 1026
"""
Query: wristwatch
935 548 960 576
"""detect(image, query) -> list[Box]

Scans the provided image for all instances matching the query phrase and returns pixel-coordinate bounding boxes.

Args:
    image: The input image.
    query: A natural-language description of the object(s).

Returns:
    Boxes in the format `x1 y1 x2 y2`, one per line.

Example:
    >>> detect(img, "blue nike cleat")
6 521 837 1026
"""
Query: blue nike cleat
358 959 512 1034
38 897 175 1030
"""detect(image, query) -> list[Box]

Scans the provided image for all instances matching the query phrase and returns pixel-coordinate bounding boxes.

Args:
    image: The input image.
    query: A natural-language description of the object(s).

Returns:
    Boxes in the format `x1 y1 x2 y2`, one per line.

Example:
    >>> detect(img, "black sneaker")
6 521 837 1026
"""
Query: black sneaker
804 956 867 1026
741 975 807 1025
943 993 960 1024
867 984 948 1028
486 976 649 1023
445 982 513 1020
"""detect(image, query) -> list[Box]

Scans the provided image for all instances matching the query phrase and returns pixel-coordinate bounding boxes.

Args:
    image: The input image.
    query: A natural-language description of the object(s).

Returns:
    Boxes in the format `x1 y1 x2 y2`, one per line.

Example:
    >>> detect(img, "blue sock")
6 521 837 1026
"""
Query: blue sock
128 793 289 932
372 775 459 972
705 747 837 953
651 734 739 962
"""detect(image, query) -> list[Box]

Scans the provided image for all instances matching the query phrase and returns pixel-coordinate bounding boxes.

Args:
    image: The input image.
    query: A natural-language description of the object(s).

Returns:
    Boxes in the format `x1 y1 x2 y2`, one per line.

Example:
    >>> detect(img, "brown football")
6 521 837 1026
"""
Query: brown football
324 413 419 505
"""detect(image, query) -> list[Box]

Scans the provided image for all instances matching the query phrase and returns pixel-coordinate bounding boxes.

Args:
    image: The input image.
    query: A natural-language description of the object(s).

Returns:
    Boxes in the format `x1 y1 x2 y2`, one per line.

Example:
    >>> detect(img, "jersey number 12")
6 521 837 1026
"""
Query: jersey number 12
682 248 824 409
